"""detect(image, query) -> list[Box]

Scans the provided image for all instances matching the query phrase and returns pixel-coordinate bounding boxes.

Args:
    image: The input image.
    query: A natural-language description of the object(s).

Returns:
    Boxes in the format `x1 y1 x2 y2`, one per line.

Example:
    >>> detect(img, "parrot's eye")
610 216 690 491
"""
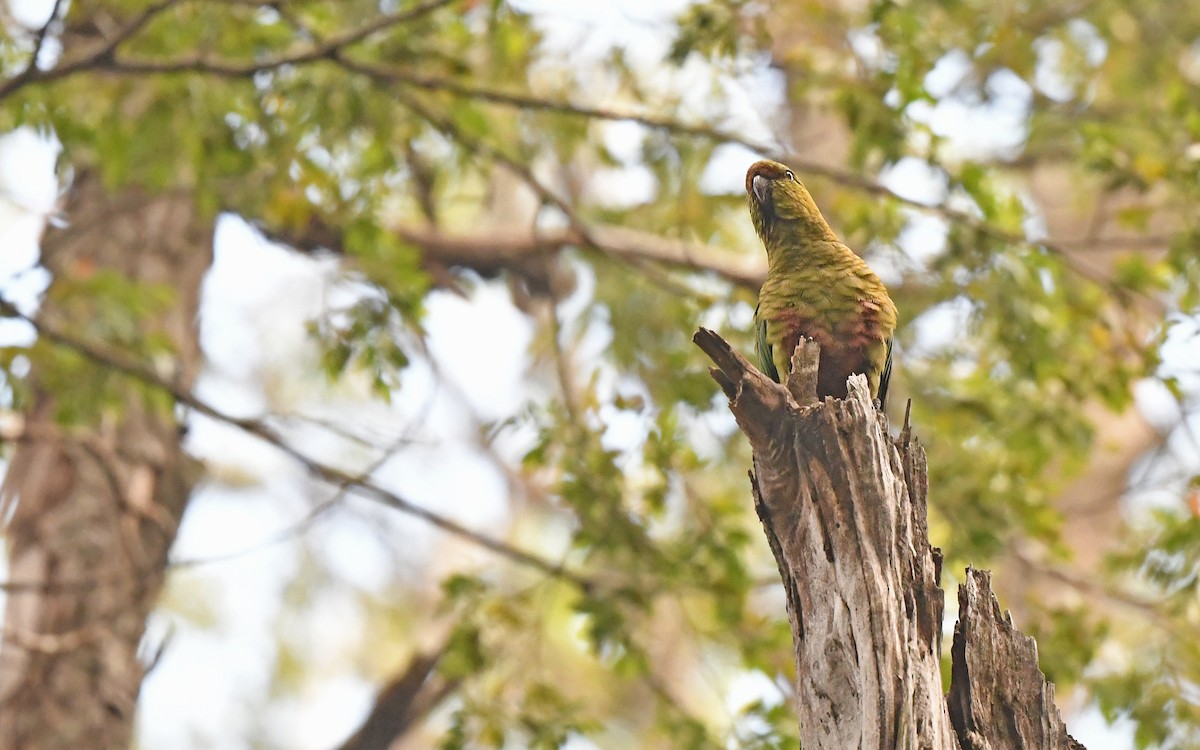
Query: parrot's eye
784 170 795 181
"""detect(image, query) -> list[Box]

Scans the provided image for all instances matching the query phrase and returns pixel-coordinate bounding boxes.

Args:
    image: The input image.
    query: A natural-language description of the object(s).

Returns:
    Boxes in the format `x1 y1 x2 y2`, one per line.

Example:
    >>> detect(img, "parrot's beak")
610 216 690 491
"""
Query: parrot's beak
751 174 771 208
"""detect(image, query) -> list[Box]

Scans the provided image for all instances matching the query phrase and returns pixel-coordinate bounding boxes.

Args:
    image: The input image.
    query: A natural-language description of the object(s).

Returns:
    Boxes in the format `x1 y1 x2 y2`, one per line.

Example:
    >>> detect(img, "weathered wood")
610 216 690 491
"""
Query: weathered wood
949 570 1086 750
693 328 1083 750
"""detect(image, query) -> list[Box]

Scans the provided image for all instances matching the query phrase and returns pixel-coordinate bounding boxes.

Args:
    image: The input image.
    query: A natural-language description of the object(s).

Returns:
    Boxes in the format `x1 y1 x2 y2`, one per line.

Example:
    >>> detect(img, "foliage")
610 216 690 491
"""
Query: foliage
1 0 1198 747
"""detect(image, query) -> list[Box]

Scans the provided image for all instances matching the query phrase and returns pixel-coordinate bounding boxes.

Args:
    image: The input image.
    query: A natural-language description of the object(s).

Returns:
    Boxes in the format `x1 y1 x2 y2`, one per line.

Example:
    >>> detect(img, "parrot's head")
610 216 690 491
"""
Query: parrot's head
745 160 836 245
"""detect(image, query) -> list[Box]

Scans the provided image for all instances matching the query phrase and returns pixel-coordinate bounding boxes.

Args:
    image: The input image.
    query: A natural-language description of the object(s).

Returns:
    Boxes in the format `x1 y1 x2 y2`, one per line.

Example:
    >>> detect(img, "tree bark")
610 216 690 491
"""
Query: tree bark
694 328 1083 750
0 174 210 749
949 570 1085 750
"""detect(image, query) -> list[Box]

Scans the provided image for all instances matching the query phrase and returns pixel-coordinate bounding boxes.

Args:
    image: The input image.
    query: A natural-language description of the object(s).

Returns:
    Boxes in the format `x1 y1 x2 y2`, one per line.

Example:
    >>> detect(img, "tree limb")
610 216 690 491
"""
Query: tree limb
334 647 459 750
260 219 765 291
0 0 1166 307
0 297 593 593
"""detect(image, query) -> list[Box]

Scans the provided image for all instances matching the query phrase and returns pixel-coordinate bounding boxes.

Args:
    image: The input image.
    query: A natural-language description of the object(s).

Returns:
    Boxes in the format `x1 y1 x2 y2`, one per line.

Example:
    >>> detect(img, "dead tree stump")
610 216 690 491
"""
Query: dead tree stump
693 328 1083 750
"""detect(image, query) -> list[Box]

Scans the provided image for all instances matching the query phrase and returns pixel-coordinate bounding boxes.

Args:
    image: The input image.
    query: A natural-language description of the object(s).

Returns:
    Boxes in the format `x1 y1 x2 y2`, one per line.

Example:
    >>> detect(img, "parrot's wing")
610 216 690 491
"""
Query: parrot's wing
753 303 781 383
877 336 893 408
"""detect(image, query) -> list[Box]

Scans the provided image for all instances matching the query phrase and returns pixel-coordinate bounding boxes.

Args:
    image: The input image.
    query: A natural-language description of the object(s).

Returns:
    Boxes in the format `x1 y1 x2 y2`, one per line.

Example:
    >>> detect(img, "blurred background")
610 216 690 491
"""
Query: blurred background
0 0 1198 747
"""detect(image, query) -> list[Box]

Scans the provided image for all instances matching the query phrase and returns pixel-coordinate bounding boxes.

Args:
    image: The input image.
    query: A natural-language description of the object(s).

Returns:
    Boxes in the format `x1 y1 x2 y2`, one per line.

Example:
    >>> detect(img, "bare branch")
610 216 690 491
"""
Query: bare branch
111 0 454 75
169 417 424 569
334 646 459 750
0 0 180 99
389 88 603 250
355 68 1158 307
0 0 452 100
0 1 1169 306
261 219 765 292
21 0 67 76
0 297 592 591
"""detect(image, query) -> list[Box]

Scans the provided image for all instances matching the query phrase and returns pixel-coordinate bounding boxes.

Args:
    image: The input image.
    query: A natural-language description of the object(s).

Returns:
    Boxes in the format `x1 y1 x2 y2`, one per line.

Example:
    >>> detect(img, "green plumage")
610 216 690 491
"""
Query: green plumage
746 160 897 404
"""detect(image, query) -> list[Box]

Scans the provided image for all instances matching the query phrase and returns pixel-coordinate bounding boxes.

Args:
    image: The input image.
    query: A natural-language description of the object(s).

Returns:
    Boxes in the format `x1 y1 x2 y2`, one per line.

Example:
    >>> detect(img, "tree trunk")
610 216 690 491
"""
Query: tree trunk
694 329 1083 750
0 174 211 749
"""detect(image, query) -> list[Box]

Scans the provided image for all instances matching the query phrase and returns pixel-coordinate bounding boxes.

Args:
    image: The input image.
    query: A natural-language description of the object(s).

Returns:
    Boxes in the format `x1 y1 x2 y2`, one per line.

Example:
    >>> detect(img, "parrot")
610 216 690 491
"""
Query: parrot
746 159 897 405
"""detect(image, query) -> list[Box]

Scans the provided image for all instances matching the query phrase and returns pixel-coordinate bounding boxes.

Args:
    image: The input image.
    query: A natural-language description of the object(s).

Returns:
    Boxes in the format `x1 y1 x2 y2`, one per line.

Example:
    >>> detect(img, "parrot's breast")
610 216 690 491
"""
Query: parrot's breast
769 304 886 399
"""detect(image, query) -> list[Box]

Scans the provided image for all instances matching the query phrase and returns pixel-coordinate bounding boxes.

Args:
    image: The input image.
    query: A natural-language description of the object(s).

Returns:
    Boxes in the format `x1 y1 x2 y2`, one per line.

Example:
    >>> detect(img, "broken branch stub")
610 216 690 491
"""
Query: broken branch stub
692 328 1083 750
949 570 1087 750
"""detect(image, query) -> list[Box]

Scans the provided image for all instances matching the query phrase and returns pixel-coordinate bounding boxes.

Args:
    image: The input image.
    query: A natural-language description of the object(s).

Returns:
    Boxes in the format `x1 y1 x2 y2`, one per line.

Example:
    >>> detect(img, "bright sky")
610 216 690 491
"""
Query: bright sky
1 0 1188 747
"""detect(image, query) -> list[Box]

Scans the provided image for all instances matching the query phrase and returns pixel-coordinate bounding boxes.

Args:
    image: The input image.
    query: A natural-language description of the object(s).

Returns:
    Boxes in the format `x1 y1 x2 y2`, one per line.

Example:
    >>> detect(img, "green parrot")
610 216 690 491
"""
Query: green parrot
747 159 897 405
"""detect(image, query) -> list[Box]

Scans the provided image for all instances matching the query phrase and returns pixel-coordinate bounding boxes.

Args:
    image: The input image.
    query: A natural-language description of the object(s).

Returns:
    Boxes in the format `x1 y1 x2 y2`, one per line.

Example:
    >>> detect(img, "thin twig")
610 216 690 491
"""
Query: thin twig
0 1 1172 308
0 297 592 591
22 0 67 76
170 403 434 568
0 0 451 99
389 86 601 250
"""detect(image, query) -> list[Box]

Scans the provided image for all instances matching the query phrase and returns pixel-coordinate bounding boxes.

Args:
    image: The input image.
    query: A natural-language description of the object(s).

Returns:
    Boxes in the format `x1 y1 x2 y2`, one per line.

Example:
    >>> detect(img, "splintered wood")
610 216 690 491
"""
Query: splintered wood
693 328 1083 750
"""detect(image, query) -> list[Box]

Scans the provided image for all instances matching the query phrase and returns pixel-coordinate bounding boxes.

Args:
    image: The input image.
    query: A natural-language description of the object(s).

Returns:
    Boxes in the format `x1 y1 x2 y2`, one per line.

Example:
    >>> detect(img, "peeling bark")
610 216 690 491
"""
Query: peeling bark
694 328 1083 750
